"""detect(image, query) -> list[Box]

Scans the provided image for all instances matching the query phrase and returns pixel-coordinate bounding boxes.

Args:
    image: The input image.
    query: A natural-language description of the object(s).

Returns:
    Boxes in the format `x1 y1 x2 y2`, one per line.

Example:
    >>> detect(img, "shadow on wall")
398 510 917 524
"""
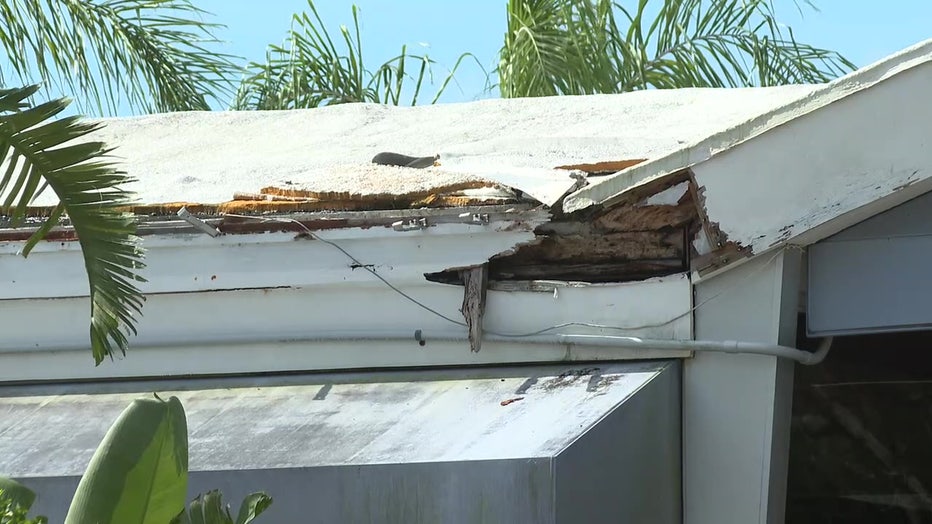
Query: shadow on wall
787 319 932 523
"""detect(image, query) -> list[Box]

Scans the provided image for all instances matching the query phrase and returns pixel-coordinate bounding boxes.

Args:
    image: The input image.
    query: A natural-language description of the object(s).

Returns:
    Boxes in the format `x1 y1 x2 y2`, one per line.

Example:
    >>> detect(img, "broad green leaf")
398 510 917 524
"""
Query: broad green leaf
0 481 48 524
171 490 273 524
64 395 188 524
234 493 273 524
0 478 36 510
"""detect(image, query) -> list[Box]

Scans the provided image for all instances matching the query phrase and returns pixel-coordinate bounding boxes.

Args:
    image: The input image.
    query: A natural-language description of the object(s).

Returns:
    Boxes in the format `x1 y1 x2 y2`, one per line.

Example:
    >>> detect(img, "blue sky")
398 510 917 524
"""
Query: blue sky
196 0 932 106
32 1 932 114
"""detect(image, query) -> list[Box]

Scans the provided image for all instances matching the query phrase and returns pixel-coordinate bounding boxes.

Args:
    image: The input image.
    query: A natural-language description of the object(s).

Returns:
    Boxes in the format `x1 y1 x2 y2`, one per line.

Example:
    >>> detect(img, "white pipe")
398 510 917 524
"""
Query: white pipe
7 331 832 365
534 334 834 365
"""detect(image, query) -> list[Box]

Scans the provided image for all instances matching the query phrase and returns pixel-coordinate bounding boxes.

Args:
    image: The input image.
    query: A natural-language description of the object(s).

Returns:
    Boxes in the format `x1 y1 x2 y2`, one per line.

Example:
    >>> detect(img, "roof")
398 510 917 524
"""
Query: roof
1 361 673 476
564 38 932 214
31 85 817 210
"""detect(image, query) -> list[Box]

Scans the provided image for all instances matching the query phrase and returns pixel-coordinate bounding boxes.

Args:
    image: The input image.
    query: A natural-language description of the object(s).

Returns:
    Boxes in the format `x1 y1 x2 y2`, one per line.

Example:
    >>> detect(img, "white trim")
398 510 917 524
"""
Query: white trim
564 39 932 214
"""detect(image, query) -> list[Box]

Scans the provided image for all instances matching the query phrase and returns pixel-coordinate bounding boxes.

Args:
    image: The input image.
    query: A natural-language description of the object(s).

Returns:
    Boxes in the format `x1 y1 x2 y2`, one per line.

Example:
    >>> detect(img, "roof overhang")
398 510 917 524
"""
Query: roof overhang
560 39 932 278
0 203 692 382
564 39 932 215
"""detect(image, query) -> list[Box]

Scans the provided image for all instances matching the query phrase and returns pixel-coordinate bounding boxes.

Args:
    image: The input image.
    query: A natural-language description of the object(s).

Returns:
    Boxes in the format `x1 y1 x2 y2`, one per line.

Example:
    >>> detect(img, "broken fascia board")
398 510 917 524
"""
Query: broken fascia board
689 46 932 261
441 164 585 207
563 38 932 214
0 214 549 300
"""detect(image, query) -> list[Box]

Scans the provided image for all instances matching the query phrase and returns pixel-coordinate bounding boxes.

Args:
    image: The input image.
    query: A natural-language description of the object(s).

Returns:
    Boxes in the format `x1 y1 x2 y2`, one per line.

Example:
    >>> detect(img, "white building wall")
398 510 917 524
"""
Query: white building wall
686 249 801 524
0 225 692 382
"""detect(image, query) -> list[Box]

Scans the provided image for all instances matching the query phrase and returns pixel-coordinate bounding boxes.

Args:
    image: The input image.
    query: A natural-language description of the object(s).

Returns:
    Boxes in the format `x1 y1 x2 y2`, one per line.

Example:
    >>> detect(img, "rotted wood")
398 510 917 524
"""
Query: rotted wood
490 259 685 282
460 263 489 353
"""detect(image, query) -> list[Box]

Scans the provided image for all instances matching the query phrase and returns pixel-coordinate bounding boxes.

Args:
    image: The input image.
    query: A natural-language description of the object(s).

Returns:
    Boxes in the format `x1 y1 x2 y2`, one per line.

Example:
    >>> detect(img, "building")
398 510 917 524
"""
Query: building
3 39 932 523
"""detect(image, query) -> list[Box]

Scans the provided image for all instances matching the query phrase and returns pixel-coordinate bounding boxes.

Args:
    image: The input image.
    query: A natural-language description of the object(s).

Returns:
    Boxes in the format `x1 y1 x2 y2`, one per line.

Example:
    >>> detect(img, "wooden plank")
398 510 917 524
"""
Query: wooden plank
460 264 489 353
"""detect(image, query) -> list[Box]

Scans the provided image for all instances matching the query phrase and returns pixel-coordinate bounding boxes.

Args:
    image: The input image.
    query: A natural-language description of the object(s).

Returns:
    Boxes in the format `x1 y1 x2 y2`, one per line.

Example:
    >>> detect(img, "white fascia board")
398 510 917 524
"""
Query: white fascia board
692 59 932 256
563 38 932 214
0 217 541 299
0 273 692 382
0 207 693 381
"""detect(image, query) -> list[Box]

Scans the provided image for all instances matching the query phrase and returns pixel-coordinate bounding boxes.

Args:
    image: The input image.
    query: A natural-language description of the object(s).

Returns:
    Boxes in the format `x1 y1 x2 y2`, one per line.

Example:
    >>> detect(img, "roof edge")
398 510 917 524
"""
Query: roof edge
563 38 932 213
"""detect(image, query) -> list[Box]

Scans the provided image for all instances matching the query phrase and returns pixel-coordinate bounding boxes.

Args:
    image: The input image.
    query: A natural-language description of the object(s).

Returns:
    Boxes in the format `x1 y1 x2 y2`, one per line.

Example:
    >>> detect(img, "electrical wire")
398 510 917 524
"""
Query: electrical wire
220 213 791 338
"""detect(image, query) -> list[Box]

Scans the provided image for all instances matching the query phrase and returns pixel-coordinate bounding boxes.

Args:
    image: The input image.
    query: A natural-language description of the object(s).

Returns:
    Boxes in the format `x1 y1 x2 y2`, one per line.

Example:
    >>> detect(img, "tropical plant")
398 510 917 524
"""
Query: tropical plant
0 86 144 364
1 395 272 524
171 491 272 524
498 0 855 97
0 1 239 363
238 0 852 108
233 1 483 110
64 394 189 523
0 478 47 524
0 0 238 115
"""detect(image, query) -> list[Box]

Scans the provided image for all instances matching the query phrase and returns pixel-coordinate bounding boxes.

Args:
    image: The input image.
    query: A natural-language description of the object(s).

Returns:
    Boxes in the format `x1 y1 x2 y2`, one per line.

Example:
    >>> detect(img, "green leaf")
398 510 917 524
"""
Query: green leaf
0 481 48 524
234 493 273 524
232 0 485 109
0 86 146 364
64 395 188 524
498 0 854 97
0 478 36 510
170 491 273 524
0 0 240 116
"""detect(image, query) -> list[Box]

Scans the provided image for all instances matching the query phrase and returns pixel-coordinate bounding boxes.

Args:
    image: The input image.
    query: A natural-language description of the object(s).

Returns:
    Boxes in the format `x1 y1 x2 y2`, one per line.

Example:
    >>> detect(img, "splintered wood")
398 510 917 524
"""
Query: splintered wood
460 264 489 353
487 174 699 283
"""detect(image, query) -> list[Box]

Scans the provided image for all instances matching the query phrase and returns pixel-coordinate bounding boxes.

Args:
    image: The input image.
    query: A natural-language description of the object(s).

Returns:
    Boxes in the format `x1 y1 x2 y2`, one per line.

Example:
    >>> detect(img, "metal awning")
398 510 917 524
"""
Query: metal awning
1 361 681 523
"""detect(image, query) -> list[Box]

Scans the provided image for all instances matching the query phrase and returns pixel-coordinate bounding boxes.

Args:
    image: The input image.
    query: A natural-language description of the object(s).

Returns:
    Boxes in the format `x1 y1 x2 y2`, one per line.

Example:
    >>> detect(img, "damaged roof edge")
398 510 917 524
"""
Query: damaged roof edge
0 204 548 243
562 38 932 214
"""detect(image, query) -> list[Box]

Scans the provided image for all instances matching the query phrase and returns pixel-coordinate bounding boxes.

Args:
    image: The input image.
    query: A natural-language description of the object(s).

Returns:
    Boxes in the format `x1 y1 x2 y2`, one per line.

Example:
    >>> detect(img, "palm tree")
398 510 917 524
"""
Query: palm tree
239 0 853 108
233 1 483 110
498 0 855 97
0 0 238 364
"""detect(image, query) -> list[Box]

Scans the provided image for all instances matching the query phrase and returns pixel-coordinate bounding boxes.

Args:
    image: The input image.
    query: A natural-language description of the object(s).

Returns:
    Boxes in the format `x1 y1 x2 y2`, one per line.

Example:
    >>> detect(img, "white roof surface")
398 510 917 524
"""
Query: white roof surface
43 85 819 207
0 361 672 475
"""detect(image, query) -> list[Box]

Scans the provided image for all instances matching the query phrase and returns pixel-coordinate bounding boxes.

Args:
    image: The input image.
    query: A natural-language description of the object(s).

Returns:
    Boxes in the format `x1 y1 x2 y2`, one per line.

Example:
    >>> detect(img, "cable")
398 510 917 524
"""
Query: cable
222 213 469 328
219 213 792 338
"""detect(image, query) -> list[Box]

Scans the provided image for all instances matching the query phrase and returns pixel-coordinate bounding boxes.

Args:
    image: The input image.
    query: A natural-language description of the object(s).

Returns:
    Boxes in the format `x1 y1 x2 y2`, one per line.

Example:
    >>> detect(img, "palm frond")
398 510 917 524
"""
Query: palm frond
0 85 145 364
0 0 239 115
232 0 484 110
498 0 855 97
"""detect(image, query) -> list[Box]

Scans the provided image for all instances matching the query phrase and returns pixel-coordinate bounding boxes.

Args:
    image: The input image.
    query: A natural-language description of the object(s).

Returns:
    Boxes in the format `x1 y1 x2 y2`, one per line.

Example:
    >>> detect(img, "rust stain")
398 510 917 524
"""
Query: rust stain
500 397 525 406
